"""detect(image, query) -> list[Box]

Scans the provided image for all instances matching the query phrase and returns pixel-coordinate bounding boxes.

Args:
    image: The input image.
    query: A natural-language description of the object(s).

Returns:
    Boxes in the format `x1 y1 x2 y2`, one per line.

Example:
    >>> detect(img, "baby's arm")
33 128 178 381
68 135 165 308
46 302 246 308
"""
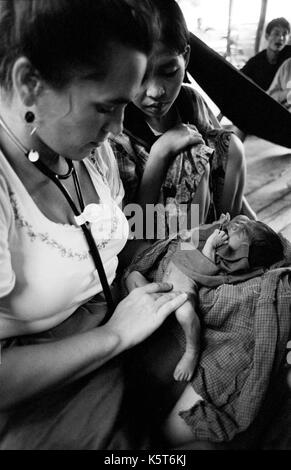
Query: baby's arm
182 212 230 247
202 229 228 262
125 270 149 292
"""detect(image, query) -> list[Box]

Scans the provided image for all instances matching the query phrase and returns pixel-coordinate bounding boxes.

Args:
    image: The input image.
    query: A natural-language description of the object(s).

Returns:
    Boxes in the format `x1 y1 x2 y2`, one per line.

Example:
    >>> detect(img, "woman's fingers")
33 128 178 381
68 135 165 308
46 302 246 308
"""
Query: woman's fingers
138 282 173 294
157 292 188 319
107 286 188 350
154 291 186 309
132 283 188 318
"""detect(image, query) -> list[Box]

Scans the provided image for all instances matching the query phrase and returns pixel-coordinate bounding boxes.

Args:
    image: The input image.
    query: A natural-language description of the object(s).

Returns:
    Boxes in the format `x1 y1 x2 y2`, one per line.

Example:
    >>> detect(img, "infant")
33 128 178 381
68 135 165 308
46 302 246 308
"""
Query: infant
125 214 285 381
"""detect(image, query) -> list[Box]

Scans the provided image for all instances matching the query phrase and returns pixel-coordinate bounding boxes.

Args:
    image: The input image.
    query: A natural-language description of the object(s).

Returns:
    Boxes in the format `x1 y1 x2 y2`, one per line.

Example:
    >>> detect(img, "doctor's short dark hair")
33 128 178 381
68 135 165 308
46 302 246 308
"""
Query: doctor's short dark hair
265 17 290 36
0 0 159 90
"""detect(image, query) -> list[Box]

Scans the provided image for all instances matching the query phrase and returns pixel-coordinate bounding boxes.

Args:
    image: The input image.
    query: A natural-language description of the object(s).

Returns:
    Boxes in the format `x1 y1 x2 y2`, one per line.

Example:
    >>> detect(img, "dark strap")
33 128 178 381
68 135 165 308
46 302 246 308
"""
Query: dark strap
31 157 114 320
175 86 195 124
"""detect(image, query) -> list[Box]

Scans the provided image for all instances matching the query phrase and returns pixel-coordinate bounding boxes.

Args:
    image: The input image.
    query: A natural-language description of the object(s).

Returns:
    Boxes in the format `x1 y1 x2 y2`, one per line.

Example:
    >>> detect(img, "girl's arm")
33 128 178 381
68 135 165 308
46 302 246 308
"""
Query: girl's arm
137 124 204 208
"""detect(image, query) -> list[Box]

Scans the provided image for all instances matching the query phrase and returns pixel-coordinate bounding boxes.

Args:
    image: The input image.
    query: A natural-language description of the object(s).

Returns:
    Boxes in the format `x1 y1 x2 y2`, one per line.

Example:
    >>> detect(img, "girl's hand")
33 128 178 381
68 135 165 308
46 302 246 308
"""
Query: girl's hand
150 124 204 162
104 283 188 350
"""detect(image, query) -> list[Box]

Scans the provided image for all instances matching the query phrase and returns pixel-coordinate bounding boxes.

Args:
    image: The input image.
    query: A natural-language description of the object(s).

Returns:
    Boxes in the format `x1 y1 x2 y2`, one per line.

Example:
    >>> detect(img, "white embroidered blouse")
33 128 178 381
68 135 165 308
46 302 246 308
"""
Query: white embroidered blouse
0 141 129 339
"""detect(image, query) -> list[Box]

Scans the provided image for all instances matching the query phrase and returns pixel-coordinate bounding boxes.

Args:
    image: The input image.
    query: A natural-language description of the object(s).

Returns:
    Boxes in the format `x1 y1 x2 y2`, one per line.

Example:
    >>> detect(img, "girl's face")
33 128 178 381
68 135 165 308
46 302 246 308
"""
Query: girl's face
34 43 147 160
132 41 189 119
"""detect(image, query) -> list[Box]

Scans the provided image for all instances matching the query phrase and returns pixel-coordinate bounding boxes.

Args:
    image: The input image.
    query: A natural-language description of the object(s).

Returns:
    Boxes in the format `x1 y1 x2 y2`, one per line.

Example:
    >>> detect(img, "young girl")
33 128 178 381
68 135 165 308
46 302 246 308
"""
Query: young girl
112 0 256 226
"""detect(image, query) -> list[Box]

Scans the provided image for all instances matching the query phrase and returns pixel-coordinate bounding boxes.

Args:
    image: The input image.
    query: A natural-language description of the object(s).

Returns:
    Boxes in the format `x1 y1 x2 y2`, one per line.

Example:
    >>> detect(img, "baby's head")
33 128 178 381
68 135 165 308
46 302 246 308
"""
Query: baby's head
225 216 284 269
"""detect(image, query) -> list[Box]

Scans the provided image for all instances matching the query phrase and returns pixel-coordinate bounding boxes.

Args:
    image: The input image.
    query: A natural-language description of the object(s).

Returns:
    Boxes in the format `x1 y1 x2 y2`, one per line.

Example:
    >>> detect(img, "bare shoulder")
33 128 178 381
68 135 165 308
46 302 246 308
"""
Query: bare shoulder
228 133 245 167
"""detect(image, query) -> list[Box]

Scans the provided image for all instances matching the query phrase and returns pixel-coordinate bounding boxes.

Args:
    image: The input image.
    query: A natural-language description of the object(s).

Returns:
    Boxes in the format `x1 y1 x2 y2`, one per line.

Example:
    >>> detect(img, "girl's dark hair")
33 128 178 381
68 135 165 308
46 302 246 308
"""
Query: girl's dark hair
246 220 285 269
153 0 190 53
0 0 159 90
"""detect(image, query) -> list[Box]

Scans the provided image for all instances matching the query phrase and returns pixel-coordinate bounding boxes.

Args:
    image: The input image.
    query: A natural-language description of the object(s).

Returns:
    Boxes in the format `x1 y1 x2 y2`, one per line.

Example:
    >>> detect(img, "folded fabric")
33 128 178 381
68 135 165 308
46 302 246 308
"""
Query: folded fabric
125 231 291 443
180 267 291 442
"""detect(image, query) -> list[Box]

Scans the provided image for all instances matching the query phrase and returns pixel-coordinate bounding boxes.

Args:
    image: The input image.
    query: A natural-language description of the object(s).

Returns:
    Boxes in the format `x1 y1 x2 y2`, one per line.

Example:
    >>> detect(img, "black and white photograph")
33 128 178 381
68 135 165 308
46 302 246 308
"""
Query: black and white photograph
0 0 290 455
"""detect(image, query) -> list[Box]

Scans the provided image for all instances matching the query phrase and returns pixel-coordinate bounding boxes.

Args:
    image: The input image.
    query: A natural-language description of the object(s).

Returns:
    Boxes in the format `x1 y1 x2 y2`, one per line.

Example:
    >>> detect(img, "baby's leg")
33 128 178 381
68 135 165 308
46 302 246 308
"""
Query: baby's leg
174 299 200 381
162 260 200 381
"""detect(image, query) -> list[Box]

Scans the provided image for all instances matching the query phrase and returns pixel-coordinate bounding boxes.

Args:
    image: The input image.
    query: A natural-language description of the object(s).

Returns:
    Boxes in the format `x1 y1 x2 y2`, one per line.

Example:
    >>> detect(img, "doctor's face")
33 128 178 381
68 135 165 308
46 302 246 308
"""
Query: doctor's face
33 43 147 160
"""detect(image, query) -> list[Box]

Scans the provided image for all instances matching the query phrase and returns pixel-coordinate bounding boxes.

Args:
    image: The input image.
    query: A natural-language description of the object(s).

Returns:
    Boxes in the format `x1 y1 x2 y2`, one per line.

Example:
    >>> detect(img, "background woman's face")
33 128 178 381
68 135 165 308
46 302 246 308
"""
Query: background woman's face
34 43 147 160
133 42 187 119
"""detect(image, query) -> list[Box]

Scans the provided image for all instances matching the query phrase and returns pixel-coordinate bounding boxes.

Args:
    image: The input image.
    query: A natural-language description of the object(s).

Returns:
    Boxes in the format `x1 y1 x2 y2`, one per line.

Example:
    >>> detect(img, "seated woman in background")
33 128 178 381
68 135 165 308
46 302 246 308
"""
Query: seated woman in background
267 57 291 111
111 0 256 227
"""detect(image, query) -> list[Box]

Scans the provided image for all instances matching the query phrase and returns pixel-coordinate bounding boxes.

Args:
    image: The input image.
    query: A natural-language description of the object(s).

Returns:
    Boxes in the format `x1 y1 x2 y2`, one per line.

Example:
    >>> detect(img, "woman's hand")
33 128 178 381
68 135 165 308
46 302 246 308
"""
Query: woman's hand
150 124 204 163
104 282 188 350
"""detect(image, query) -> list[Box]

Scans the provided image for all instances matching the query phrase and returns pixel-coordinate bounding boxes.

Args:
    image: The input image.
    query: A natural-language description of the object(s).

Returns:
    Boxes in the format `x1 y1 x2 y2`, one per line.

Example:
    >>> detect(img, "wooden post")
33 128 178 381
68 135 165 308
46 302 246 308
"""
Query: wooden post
226 0 234 58
254 0 268 54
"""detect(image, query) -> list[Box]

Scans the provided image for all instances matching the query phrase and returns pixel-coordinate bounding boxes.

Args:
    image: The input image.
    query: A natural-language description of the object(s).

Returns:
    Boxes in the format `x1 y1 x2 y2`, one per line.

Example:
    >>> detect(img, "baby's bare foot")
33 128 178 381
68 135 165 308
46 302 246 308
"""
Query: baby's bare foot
173 349 199 382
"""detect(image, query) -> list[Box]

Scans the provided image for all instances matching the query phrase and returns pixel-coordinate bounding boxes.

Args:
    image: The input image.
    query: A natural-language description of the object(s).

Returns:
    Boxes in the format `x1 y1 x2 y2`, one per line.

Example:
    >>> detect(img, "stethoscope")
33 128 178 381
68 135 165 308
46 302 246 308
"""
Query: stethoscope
0 115 114 324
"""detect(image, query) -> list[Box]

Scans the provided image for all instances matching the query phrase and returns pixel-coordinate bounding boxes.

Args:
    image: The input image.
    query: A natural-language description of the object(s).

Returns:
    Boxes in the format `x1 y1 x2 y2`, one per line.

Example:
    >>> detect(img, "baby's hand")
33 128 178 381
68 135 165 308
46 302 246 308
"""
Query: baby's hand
206 229 228 248
218 212 230 228
125 270 149 292
203 228 228 261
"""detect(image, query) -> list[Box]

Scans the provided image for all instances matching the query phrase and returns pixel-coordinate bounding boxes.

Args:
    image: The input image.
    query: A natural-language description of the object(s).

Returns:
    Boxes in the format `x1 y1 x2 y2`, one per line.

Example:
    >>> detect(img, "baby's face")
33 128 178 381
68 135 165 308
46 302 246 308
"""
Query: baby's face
225 215 250 250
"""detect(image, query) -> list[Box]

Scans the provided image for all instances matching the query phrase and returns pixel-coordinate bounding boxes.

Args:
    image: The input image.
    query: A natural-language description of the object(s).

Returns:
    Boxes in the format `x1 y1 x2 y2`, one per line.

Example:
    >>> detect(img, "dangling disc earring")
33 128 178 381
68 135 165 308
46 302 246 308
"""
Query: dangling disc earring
25 110 38 135
25 111 40 162
25 111 35 123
